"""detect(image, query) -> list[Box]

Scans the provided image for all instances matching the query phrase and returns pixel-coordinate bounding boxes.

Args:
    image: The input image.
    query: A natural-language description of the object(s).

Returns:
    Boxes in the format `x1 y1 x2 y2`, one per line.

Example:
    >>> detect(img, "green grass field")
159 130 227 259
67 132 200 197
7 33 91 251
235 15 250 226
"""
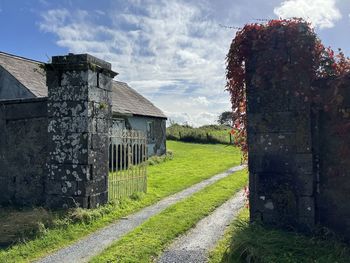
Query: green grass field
209 208 350 263
90 170 248 263
0 141 241 263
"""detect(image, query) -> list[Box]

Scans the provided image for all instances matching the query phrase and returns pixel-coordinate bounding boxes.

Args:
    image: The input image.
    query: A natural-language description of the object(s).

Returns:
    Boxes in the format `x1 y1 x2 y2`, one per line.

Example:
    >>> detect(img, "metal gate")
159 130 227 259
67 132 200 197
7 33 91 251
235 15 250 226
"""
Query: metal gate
108 129 147 201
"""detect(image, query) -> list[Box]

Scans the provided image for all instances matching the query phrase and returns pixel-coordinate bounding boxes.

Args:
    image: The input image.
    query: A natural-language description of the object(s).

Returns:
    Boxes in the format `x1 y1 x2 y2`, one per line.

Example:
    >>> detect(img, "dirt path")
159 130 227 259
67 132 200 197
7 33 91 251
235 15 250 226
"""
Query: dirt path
157 190 245 263
36 165 246 263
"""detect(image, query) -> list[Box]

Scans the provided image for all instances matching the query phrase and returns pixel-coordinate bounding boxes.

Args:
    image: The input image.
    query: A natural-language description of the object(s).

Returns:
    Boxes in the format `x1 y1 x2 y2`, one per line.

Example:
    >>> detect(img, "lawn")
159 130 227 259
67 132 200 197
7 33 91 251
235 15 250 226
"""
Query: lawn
0 141 241 263
209 208 350 263
148 141 241 198
90 169 248 263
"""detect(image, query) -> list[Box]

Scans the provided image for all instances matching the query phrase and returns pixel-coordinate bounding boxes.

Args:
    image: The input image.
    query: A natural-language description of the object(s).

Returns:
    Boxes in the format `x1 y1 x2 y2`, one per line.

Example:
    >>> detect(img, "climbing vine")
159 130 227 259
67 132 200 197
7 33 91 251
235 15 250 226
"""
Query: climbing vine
226 18 350 160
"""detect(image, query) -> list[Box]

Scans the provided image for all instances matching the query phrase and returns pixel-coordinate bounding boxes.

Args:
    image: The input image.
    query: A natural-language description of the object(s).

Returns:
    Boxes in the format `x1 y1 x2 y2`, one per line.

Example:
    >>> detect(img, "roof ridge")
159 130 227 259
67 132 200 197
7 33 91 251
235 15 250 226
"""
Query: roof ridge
0 51 44 65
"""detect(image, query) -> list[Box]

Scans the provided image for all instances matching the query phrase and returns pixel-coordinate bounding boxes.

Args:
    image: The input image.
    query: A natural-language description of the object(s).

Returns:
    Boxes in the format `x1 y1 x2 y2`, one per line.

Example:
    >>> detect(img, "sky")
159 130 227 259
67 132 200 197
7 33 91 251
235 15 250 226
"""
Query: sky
0 0 349 126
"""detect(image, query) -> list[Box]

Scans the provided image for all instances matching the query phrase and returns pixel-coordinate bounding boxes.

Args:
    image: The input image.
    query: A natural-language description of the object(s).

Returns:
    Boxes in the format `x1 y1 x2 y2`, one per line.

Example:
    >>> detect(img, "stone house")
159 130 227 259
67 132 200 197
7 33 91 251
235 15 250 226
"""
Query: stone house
0 51 167 157
0 52 165 208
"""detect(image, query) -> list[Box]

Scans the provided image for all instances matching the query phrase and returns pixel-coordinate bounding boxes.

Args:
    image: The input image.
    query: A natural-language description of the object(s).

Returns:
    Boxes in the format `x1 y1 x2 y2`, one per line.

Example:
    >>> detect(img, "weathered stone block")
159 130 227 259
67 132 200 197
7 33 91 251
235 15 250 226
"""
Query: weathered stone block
90 163 108 181
45 194 89 209
249 154 295 174
61 70 89 87
96 118 111 133
93 102 112 119
295 154 313 174
295 111 312 153
48 133 89 164
91 134 109 150
48 85 89 101
247 88 290 113
45 179 78 196
298 196 315 221
247 112 296 133
88 191 108 208
249 133 296 154
48 101 89 118
295 172 314 196
48 117 96 133
88 148 109 166
89 86 111 104
77 178 107 196
47 164 90 181
98 73 113 91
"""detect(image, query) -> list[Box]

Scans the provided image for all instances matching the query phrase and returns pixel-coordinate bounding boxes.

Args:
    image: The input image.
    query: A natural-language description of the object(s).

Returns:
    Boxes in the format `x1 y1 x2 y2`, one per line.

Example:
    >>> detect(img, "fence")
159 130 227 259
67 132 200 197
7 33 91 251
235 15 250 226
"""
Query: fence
108 129 147 200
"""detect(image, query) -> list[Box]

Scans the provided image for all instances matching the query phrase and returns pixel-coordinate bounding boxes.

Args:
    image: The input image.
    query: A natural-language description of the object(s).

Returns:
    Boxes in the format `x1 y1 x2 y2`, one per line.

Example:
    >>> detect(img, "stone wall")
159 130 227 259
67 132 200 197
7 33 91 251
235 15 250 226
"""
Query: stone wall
0 98 48 205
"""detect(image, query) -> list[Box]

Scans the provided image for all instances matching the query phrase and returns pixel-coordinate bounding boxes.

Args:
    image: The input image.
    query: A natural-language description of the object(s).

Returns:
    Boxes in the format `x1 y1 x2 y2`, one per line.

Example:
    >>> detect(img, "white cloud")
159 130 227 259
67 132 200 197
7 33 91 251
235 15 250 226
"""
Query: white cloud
39 1 234 126
191 96 210 106
274 0 342 29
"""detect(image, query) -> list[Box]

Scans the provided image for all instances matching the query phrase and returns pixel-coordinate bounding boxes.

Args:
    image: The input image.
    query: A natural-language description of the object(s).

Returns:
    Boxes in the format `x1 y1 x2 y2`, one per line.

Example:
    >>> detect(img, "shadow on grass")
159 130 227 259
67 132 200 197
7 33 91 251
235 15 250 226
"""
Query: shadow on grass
219 218 350 263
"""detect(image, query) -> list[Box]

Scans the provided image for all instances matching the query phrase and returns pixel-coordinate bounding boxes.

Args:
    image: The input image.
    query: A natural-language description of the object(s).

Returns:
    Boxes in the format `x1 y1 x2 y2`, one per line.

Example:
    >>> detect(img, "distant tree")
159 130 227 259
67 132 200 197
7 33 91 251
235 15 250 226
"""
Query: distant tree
168 118 176 126
217 111 232 126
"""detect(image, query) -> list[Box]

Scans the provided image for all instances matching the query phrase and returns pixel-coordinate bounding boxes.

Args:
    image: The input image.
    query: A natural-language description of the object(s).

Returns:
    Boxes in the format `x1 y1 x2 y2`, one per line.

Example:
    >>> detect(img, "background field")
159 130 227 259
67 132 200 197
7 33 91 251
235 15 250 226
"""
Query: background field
166 124 233 144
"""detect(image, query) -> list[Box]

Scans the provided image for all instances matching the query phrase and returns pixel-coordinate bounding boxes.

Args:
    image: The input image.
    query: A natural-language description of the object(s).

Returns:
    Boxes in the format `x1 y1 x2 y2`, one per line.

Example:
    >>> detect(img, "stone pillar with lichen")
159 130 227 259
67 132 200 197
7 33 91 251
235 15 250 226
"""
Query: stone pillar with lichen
45 53 118 209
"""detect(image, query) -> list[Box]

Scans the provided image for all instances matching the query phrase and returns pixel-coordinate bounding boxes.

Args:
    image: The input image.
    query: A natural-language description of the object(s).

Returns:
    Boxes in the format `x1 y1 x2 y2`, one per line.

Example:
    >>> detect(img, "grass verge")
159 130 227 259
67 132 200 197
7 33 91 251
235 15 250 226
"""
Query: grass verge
0 141 241 263
90 169 248 263
209 208 350 263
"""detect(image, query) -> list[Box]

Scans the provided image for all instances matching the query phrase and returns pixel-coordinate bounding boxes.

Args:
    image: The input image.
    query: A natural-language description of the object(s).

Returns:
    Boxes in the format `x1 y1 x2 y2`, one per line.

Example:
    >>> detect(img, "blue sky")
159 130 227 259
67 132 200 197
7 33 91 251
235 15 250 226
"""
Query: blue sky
0 0 349 126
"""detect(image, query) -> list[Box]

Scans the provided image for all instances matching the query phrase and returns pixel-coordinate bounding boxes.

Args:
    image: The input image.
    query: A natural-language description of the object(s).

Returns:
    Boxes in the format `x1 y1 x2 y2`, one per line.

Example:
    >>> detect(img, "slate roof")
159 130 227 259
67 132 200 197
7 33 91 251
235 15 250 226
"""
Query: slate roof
111 81 166 118
0 52 166 119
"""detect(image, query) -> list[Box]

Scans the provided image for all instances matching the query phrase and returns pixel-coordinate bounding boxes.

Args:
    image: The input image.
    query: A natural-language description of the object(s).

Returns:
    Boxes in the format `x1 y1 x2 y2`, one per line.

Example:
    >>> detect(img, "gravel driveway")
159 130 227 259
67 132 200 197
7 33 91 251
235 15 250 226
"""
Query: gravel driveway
36 165 246 263
157 190 245 263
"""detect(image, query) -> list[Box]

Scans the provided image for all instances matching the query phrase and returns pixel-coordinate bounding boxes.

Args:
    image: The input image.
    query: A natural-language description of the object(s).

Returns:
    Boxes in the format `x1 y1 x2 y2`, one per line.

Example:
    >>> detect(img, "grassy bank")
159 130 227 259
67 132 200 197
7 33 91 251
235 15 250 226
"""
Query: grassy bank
90 169 248 262
0 141 241 263
209 208 350 263
167 124 232 144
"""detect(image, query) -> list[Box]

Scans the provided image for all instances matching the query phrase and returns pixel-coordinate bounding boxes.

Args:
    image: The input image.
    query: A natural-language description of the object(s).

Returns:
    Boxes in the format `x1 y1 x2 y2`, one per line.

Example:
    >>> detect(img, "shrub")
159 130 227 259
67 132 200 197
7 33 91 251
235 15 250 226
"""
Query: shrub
166 124 232 144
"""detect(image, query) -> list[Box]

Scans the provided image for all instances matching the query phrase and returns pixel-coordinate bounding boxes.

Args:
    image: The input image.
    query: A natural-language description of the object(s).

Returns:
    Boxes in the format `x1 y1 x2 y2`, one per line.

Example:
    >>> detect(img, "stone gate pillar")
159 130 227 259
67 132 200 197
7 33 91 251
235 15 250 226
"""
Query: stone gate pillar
247 28 316 228
45 54 118 209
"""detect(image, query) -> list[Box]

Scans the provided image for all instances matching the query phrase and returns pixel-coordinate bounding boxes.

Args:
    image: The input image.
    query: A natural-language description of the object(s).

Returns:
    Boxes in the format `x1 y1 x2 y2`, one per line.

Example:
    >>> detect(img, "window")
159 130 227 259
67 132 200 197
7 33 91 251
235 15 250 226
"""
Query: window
112 118 125 130
147 121 155 141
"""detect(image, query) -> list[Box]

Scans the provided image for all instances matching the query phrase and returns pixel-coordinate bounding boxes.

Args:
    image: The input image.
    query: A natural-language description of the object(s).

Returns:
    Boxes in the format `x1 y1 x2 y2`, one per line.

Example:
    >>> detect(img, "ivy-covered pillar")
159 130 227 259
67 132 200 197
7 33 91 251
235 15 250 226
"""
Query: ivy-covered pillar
45 54 118 209
246 24 316 228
